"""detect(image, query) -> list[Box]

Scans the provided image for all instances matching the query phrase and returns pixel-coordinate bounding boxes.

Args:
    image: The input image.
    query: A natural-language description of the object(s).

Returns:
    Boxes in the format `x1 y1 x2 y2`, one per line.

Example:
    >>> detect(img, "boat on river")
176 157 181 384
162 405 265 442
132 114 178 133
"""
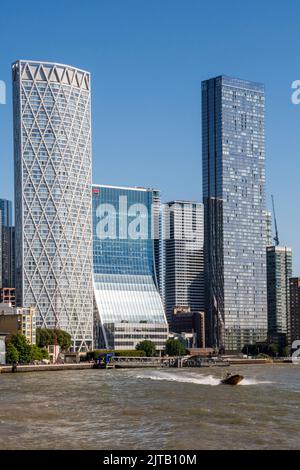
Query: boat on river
221 372 244 385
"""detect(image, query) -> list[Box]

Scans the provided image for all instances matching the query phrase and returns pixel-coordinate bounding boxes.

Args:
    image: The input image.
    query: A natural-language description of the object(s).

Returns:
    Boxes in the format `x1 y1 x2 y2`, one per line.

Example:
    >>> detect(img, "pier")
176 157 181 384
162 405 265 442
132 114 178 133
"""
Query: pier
0 363 94 373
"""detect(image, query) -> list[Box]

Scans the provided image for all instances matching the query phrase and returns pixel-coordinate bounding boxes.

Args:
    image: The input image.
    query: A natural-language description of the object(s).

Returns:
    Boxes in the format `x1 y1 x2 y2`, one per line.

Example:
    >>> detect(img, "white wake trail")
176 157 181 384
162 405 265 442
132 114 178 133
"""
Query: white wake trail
136 371 273 386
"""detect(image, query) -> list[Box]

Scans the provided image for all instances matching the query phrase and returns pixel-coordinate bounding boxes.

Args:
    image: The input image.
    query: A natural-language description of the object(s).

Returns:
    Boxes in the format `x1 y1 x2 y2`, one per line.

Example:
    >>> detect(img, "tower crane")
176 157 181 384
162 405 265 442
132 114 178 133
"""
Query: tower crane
271 194 280 246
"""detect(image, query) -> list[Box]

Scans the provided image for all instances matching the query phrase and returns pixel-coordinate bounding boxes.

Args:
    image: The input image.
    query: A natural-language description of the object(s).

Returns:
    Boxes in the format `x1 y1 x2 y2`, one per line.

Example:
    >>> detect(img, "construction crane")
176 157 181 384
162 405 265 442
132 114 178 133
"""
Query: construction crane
271 194 280 246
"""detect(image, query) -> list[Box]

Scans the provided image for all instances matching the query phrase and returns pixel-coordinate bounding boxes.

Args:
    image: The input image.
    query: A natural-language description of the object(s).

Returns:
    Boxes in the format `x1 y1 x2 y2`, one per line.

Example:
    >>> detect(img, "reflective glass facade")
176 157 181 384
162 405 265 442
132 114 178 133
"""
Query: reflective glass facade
0 199 15 289
93 185 168 350
0 199 12 227
13 60 93 351
202 76 268 352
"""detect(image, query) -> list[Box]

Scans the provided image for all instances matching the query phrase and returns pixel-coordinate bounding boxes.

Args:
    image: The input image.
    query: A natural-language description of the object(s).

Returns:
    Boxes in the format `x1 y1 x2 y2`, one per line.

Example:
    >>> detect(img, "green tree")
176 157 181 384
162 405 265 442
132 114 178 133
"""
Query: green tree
6 342 19 364
6 334 50 364
165 338 187 357
30 344 49 361
135 340 156 357
36 328 51 348
55 329 72 350
266 343 279 357
36 328 72 351
9 333 32 363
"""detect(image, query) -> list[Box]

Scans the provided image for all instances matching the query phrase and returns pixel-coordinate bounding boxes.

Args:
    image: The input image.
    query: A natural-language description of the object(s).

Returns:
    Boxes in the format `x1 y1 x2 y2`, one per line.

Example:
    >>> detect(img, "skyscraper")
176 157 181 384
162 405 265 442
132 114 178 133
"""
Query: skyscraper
92 184 168 351
264 210 273 247
267 246 292 338
202 75 268 352
13 60 93 351
289 278 300 348
0 199 12 227
163 201 205 323
0 199 15 290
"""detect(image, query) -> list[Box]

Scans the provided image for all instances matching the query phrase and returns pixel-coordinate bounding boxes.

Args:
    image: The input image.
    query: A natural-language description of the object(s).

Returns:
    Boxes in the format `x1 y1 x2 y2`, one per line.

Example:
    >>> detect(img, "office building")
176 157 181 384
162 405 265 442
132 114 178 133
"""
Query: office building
202 75 268 352
1 226 15 288
13 60 93 351
0 199 12 227
171 307 205 348
92 184 168 351
289 278 300 348
0 199 15 290
267 246 292 340
0 303 36 344
163 201 205 325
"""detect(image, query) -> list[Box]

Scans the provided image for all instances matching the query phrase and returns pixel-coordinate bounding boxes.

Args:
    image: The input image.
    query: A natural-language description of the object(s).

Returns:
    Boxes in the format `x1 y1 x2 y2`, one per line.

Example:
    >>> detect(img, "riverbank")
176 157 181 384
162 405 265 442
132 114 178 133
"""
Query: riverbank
0 363 94 373
0 356 293 373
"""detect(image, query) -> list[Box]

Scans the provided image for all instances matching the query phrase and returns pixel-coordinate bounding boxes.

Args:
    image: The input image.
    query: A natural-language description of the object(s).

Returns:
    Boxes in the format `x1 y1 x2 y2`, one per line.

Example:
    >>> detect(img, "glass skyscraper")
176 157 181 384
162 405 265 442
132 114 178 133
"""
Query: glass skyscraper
13 60 93 351
0 199 12 227
92 184 168 351
202 75 268 352
0 199 15 289
163 201 205 323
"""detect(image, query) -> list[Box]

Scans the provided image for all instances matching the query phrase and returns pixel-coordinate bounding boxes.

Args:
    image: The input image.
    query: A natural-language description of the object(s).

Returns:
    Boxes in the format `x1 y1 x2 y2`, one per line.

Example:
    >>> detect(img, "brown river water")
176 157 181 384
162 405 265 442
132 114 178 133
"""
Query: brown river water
0 364 299 449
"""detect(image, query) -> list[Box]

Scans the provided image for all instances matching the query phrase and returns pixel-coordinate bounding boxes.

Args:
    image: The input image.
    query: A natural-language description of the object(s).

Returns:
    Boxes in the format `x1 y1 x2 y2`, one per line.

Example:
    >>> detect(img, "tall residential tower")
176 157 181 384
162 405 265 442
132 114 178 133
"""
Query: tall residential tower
202 76 268 352
163 201 205 323
267 246 292 339
13 60 93 351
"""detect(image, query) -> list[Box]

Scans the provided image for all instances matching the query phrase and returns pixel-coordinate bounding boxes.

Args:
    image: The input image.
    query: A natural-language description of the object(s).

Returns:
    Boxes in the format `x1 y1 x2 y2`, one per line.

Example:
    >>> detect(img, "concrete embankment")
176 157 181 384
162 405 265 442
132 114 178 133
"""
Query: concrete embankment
0 363 94 373
227 358 272 365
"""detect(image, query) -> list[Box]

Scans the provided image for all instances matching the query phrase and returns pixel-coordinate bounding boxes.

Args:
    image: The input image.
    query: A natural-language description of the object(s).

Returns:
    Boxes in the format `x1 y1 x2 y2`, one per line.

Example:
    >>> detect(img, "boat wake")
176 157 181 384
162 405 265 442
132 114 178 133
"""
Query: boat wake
136 371 220 386
136 371 272 386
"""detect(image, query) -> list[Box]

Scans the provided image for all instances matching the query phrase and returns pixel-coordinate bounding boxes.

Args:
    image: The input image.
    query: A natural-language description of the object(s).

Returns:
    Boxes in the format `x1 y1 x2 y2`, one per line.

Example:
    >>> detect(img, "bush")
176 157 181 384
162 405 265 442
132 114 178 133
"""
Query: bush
257 353 271 359
86 349 145 360
165 338 187 357
115 350 145 357
6 333 50 364
30 344 49 361
6 343 19 364
242 342 279 358
8 333 32 363
135 340 156 357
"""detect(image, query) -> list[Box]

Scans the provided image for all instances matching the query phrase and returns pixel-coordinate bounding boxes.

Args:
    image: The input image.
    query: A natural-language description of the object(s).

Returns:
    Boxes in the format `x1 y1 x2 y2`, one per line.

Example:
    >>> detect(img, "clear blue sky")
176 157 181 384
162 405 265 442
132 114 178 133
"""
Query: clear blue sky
0 0 299 272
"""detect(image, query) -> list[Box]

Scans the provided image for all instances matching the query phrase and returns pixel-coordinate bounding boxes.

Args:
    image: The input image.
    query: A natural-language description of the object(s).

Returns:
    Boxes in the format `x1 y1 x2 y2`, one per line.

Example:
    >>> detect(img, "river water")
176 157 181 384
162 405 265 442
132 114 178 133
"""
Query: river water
0 364 299 449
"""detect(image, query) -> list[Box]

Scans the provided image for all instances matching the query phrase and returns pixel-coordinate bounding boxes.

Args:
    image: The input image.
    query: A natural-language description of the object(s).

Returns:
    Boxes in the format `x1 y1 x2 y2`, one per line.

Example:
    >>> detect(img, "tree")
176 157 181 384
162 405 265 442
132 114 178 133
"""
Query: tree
30 344 49 361
6 342 19 364
55 329 72 350
165 338 187 357
242 342 279 358
6 333 49 364
36 328 52 348
36 328 72 351
9 333 32 363
135 340 156 357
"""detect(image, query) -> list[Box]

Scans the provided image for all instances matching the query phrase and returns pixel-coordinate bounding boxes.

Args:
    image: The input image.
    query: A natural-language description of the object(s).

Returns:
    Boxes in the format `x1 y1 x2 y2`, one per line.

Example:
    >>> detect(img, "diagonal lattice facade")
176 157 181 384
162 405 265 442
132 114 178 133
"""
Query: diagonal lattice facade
13 60 93 351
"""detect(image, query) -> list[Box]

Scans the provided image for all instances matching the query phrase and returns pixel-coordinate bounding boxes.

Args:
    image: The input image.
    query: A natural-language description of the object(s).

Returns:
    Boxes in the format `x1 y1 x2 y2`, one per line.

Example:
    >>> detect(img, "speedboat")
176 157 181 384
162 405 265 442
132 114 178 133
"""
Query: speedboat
221 373 244 385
